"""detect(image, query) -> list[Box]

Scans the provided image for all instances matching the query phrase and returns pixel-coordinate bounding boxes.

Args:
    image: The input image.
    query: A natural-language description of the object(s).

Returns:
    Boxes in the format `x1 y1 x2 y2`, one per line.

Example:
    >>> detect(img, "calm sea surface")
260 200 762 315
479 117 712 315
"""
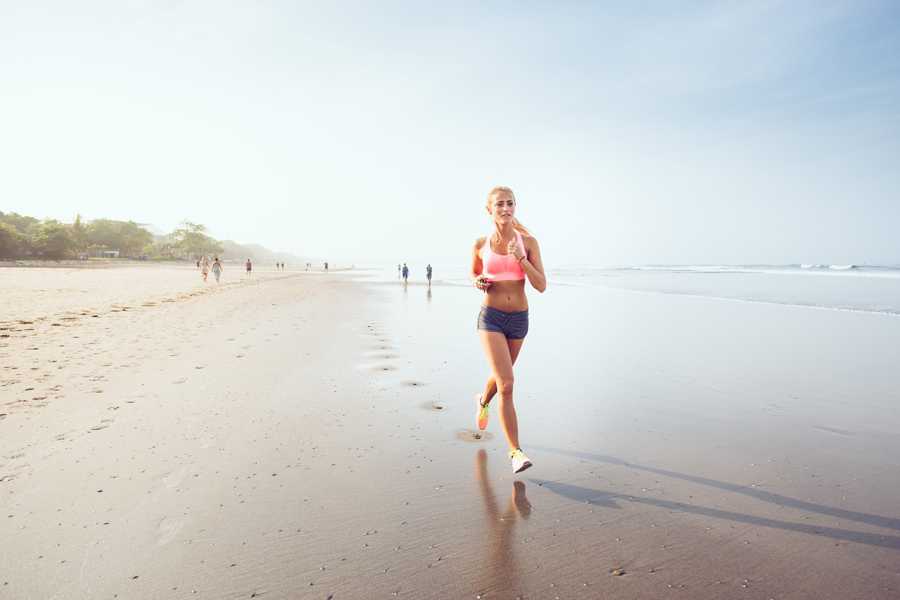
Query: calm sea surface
373 264 900 316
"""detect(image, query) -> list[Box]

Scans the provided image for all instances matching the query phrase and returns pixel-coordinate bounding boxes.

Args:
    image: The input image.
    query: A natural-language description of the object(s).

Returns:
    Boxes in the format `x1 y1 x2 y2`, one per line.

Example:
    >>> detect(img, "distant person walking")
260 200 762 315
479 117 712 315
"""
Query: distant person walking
471 186 546 474
426 264 433 285
398 264 401 277
402 263 409 283
212 257 223 283
196 259 200 268
200 257 211 282
246 259 252 275
324 261 328 270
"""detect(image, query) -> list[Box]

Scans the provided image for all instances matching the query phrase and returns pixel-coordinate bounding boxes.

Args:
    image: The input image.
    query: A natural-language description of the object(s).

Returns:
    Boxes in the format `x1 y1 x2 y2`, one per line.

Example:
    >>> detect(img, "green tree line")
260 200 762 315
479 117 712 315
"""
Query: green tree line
0 212 161 259
0 212 219 260
0 211 305 263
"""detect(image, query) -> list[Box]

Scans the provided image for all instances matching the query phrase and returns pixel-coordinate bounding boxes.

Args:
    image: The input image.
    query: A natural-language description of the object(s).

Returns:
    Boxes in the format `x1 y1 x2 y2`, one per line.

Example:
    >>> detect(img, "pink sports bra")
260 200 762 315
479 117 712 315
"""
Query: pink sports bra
482 231 526 282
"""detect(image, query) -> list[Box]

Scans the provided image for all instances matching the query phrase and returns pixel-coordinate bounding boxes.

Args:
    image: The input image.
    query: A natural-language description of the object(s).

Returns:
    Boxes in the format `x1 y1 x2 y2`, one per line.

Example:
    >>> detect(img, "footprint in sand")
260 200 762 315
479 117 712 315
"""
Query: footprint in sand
90 418 113 431
0 463 30 482
456 429 492 442
173 378 187 384
161 469 185 487
56 430 77 440
157 515 190 546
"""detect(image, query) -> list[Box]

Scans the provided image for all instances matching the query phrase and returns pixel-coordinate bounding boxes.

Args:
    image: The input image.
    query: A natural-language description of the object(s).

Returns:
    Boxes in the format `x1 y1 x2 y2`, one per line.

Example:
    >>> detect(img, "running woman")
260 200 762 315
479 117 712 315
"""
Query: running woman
212 257 223 283
470 186 546 473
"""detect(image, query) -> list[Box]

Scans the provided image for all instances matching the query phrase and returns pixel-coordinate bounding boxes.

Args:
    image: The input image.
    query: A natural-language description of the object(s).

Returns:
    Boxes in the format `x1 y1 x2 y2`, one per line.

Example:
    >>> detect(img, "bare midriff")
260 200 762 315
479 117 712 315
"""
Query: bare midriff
484 279 528 313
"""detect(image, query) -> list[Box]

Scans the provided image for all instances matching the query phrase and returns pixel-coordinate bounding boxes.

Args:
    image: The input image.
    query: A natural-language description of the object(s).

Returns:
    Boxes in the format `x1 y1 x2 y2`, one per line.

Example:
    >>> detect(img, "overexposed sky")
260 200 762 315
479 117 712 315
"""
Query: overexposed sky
1 1 898 266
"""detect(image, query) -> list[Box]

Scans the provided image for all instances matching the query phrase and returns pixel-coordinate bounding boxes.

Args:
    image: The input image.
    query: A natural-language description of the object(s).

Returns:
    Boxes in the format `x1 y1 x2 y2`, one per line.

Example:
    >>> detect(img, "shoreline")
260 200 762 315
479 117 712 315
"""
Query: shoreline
0 260 355 269
554 279 900 317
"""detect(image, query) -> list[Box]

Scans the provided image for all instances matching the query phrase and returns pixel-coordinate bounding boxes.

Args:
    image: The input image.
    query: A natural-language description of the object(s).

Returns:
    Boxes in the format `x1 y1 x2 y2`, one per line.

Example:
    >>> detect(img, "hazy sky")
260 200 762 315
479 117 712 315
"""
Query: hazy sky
2 1 898 266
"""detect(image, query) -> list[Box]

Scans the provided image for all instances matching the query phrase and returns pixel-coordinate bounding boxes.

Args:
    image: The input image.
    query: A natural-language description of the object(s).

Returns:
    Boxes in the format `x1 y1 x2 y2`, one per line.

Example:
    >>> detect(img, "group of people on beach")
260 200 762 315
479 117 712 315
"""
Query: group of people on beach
398 263 433 285
197 257 223 283
246 260 285 274
196 258 287 282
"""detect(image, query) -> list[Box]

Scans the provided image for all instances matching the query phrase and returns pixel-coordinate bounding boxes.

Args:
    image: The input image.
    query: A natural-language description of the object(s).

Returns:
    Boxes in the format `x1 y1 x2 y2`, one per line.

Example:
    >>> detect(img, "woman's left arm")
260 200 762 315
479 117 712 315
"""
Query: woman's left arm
518 236 546 293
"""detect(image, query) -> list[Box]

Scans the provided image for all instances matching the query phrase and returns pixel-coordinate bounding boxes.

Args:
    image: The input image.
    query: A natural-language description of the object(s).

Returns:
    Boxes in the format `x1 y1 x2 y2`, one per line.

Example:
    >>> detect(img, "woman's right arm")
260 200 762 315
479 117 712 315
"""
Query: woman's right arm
470 238 490 291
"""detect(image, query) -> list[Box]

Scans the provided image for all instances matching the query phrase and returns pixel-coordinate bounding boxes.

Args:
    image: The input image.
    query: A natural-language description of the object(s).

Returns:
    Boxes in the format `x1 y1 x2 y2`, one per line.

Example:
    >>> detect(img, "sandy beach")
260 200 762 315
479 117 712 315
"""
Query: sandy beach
2 264 899 599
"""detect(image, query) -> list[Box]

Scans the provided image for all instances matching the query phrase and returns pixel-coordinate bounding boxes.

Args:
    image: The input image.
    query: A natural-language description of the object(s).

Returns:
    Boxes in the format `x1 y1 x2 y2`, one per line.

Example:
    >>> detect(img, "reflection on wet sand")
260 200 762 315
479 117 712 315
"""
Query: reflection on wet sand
475 449 532 600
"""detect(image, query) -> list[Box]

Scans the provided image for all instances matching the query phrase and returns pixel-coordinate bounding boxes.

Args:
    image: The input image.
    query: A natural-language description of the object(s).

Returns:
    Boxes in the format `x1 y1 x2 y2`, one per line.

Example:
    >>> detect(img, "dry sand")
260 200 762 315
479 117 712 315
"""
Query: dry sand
1 265 899 599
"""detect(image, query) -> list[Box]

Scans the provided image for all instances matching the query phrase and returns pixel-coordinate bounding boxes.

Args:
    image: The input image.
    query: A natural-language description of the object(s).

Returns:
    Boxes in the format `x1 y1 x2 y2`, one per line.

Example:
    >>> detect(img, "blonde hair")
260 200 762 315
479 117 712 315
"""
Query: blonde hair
486 186 532 235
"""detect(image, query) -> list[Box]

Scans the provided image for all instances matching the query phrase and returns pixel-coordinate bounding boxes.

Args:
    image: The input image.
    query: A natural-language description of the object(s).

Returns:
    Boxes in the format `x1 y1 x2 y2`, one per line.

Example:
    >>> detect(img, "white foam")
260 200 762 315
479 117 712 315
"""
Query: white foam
552 280 900 316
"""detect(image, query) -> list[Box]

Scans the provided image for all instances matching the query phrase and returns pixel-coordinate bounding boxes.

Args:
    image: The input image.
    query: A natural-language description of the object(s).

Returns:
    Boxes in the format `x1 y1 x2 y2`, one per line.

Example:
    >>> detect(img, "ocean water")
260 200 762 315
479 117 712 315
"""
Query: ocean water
378 264 900 316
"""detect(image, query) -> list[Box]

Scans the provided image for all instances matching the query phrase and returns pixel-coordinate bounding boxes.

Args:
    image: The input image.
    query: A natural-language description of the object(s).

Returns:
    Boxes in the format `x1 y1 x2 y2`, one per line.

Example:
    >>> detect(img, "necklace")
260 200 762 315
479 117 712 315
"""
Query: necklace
492 230 514 243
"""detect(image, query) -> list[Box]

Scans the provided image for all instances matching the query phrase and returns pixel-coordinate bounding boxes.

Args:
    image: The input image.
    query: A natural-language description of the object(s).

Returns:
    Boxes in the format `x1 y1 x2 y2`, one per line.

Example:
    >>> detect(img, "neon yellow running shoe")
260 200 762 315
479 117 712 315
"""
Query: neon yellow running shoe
509 448 532 474
476 394 489 430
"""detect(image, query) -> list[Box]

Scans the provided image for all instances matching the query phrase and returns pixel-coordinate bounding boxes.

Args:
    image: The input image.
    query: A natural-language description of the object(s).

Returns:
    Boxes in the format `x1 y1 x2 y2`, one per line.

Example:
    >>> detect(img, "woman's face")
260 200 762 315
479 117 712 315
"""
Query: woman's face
487 191 516 223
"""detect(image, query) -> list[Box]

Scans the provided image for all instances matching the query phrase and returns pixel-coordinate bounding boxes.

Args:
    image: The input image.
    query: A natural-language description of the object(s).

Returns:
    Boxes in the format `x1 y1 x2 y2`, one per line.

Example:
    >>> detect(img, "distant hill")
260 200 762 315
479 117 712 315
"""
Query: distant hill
220 240 308 265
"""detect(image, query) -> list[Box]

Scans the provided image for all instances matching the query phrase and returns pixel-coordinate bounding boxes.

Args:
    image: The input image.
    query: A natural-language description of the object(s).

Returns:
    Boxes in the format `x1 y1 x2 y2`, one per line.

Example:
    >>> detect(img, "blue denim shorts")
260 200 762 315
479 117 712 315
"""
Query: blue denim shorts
477 305 529 339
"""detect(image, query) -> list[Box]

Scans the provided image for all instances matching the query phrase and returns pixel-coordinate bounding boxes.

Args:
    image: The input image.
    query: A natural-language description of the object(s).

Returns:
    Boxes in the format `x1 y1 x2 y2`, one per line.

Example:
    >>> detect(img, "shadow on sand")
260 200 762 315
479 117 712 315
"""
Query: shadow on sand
532 446 900 550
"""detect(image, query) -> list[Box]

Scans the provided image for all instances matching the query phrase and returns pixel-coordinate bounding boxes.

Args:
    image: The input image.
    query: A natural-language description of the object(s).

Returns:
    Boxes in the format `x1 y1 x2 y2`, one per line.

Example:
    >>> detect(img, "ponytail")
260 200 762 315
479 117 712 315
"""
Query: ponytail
512 217 531 236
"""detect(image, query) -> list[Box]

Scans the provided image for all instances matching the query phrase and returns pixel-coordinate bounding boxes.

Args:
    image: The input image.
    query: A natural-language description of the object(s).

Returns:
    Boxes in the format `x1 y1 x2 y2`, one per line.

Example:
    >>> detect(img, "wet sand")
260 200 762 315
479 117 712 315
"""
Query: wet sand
1 266 899 599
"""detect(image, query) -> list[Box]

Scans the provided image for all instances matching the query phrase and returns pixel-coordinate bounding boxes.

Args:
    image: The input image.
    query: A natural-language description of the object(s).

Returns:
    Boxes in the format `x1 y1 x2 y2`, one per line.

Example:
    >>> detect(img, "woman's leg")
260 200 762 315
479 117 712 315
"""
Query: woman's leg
479 331 525 451
480 337 524 406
